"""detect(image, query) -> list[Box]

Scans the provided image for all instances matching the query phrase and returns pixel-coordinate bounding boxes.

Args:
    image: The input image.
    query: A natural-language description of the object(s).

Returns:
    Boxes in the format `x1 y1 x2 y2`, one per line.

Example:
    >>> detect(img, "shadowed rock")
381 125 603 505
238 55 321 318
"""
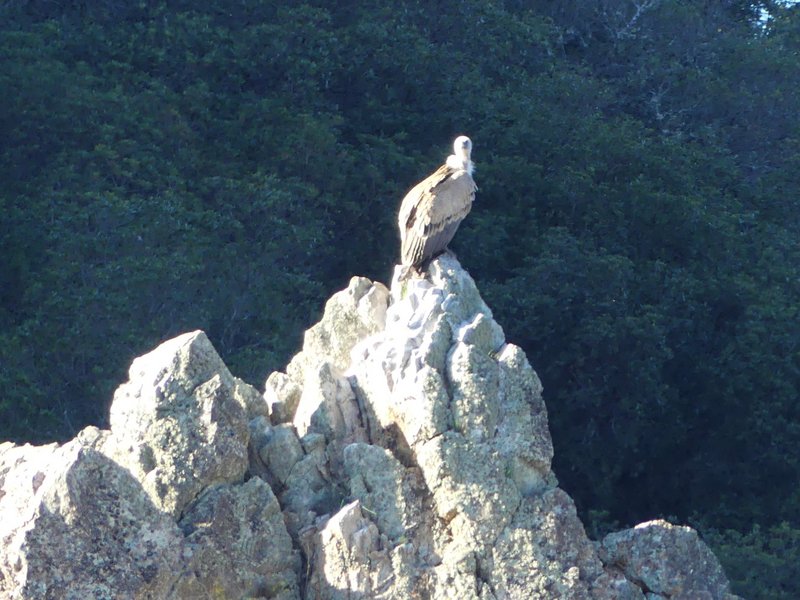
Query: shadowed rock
0 430 185 599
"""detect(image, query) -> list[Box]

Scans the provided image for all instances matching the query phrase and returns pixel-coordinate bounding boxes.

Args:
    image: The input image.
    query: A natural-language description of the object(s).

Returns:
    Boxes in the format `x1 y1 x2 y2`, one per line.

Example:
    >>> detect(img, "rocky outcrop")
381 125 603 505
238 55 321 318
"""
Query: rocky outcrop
0 332 299 600
0 255 737 599
598 520 733 599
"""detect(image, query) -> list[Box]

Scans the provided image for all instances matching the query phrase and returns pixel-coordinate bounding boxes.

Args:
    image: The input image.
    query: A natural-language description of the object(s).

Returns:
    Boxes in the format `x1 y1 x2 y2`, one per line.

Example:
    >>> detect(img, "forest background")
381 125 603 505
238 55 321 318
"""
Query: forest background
1 1 798 597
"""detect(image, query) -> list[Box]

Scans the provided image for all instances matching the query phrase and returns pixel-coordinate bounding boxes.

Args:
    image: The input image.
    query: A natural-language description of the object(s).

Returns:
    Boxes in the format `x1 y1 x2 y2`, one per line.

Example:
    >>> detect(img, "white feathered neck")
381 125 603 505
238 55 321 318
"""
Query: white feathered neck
446 135 474 175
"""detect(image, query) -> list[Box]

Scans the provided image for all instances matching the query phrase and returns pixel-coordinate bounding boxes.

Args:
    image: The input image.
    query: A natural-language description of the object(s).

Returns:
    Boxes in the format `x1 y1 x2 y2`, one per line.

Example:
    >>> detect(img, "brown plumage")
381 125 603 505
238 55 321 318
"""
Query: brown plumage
398 135 476 270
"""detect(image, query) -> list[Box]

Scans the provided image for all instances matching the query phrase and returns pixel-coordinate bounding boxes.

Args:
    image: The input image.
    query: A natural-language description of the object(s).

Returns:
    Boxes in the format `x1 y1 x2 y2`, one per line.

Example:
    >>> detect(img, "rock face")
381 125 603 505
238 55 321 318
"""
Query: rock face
0 256 737 599
0 332 299 600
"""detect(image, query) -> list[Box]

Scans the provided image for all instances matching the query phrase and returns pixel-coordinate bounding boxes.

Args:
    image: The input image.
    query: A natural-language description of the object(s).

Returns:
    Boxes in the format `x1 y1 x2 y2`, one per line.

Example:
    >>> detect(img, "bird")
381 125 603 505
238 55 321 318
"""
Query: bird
397 135 477 273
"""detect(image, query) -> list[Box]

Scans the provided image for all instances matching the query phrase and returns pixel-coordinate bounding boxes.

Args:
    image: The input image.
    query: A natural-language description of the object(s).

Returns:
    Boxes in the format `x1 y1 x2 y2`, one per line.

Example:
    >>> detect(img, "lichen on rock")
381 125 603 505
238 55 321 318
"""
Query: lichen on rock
0 331 300 599
0 255 737 600
269 254 735 599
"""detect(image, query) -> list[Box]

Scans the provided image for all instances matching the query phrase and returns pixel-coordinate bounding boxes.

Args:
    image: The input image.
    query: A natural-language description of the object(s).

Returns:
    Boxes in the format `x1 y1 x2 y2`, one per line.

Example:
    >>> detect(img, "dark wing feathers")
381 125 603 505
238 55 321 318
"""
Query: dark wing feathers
398 164 475 268
404 204 418 230
419 219 462 265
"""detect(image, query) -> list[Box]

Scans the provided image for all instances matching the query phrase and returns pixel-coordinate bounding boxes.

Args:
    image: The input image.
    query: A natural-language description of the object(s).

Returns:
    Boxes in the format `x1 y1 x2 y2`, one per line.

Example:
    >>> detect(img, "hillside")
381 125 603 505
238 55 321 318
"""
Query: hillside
1 2 798 597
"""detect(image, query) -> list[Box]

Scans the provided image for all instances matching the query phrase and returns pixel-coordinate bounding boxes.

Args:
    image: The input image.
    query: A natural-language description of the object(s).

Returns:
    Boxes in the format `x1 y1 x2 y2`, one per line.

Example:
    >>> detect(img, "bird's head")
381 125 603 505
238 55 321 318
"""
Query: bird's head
447 135 474 174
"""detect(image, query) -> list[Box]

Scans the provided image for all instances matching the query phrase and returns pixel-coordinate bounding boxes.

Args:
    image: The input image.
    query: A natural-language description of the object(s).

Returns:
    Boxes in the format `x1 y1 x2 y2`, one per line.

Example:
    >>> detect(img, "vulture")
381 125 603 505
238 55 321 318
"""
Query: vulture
398 135 477 272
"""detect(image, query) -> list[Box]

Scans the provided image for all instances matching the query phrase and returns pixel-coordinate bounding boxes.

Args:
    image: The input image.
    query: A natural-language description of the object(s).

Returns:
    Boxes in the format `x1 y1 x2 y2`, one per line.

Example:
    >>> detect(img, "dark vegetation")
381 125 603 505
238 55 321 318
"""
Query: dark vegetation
1 1 798 596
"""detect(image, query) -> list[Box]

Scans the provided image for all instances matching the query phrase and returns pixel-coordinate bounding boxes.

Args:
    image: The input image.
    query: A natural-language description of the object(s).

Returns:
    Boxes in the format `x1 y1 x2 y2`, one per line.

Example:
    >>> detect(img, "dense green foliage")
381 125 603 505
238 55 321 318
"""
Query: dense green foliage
1 1 798 596
703 522 800 599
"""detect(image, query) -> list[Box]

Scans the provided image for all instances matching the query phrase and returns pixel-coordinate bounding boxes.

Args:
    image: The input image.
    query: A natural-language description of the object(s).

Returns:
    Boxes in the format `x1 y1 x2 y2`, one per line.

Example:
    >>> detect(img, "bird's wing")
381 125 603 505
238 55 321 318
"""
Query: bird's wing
398 164 453 233
399 166 476 266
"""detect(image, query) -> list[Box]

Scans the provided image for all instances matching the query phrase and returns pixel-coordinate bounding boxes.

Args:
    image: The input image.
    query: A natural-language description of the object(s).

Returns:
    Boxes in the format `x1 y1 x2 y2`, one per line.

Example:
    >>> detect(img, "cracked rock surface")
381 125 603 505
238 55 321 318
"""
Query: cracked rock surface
1 331 299 600
0 256 738 599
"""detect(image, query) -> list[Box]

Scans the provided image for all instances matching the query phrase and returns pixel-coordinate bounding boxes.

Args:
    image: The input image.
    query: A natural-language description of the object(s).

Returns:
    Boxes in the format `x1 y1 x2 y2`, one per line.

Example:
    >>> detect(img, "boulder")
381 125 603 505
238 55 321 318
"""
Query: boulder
174 477 300 599
0 333 299 599
107 330 252 518
0 430 185 600
599 520 736 599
